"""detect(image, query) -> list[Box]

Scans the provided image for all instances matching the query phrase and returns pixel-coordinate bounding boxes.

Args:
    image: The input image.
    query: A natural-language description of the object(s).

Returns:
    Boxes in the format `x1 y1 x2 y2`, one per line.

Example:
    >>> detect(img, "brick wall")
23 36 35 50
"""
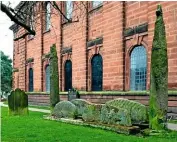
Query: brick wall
28 93 177 113
12 1 177 92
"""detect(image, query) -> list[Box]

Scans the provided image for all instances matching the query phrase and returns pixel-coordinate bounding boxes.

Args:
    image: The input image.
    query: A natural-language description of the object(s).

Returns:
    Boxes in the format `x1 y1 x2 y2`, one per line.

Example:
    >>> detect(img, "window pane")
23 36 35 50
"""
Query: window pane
91 54 103 91
130 46 147 91
46 2 51 30
66 1 73 19
92 1 103 8
29 68 33 92
65 60 72 91
45 65 50 92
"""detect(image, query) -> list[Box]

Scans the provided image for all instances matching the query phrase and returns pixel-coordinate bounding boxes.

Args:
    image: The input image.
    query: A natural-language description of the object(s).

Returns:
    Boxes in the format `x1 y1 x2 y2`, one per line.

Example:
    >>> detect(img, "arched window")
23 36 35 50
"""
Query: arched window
29 68 33 92
65 60 72 91
91 54 103 91
45 65 50 92
130 46 147 90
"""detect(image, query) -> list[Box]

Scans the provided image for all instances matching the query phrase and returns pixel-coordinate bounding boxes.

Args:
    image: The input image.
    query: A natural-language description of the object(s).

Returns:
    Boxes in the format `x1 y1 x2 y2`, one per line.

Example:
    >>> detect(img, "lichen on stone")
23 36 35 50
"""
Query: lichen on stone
52 101 77 118
71 99 102 122
106 98 148 124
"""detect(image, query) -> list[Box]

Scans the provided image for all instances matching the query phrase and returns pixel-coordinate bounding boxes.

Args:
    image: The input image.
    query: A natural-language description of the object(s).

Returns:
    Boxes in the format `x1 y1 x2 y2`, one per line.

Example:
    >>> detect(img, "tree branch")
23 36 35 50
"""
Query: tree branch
1 3 36 35
51 1 72 23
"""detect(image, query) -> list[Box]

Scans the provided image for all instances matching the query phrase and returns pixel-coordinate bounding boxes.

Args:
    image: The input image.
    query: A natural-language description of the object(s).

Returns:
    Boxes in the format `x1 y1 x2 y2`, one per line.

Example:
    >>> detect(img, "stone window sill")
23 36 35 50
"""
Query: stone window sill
43 29 51 34
89 4 103 14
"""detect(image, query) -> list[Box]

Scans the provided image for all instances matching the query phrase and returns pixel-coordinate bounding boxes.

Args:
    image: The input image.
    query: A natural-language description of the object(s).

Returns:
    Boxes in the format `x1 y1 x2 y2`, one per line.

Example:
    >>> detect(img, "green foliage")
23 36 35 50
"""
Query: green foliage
149 5 168 130
52 101 77 118
13 68 19 72
50 44 59 110
26 57 34 63
42 52 50 61
71 87 80 98
0 51 12 97
8 88 28 115
106 98 148 124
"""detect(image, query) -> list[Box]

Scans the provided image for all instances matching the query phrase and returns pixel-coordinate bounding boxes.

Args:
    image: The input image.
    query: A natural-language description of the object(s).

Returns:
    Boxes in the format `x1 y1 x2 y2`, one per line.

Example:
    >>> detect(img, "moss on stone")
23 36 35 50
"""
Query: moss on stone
82 104 102 122
106 98 148 124
71 99 102 122
149 5 168 130
50 44 59 110
100 105 132 126
8 88 28 115
71 99 91 117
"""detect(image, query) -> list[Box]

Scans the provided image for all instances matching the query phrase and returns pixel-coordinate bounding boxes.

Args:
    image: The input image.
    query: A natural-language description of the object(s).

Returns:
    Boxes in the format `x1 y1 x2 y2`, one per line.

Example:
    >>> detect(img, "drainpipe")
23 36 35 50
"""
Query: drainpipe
85 2 89 91
122 1 126 91
41 2 44 91
60 2 63 91
25 33 27 91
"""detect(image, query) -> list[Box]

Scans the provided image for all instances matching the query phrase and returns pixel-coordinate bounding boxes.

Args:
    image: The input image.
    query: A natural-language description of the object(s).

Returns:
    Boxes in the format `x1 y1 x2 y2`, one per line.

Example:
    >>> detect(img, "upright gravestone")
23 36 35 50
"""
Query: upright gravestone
8 88 28 115
68 88 79 101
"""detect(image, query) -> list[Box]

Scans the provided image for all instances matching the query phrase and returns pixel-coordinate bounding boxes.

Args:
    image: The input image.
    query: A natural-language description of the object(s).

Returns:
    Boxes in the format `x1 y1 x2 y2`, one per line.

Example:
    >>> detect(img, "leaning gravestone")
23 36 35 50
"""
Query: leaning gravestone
8 88 28 115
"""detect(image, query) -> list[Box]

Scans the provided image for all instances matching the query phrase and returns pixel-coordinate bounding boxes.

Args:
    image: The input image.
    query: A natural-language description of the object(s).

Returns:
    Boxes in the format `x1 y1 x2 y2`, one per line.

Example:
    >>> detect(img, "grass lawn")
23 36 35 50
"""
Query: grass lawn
2 107 177 142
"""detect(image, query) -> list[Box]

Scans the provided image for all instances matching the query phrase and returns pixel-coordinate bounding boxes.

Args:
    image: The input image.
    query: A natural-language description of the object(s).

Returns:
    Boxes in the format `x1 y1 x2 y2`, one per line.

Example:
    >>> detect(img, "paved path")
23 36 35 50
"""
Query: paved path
167 123 177 131
0 102 50 113
1 102 176 131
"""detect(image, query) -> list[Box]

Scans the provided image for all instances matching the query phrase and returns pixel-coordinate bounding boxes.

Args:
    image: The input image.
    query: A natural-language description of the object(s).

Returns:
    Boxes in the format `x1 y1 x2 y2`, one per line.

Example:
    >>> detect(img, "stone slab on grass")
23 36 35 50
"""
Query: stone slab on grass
44 115 140 135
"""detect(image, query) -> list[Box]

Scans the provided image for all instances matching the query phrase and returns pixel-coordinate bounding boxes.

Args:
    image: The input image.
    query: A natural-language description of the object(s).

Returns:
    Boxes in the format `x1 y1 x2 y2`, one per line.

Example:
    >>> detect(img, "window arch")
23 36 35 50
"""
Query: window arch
64 60 72 91
45 65 50 92
130 46 147 90
29 68 33 92
91 54 103 91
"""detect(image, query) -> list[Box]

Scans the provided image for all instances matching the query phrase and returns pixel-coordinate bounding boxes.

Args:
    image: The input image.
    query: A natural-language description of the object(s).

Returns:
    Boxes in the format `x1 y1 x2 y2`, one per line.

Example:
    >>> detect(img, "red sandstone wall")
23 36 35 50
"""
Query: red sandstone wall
102 2 124 90
147 2 177 89
13 1 177 92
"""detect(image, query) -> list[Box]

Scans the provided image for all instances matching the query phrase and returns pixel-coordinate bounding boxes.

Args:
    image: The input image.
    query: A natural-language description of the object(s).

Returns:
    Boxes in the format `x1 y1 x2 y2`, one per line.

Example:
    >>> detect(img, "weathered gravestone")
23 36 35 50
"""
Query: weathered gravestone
68 88 79 101
8 88 28 115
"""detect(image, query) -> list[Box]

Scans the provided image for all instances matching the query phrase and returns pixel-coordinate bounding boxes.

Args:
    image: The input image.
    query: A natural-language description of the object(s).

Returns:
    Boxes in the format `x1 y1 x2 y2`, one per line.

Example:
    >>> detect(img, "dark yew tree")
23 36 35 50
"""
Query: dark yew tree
1 51 12 97
49 44 59 110
149 5 168 130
